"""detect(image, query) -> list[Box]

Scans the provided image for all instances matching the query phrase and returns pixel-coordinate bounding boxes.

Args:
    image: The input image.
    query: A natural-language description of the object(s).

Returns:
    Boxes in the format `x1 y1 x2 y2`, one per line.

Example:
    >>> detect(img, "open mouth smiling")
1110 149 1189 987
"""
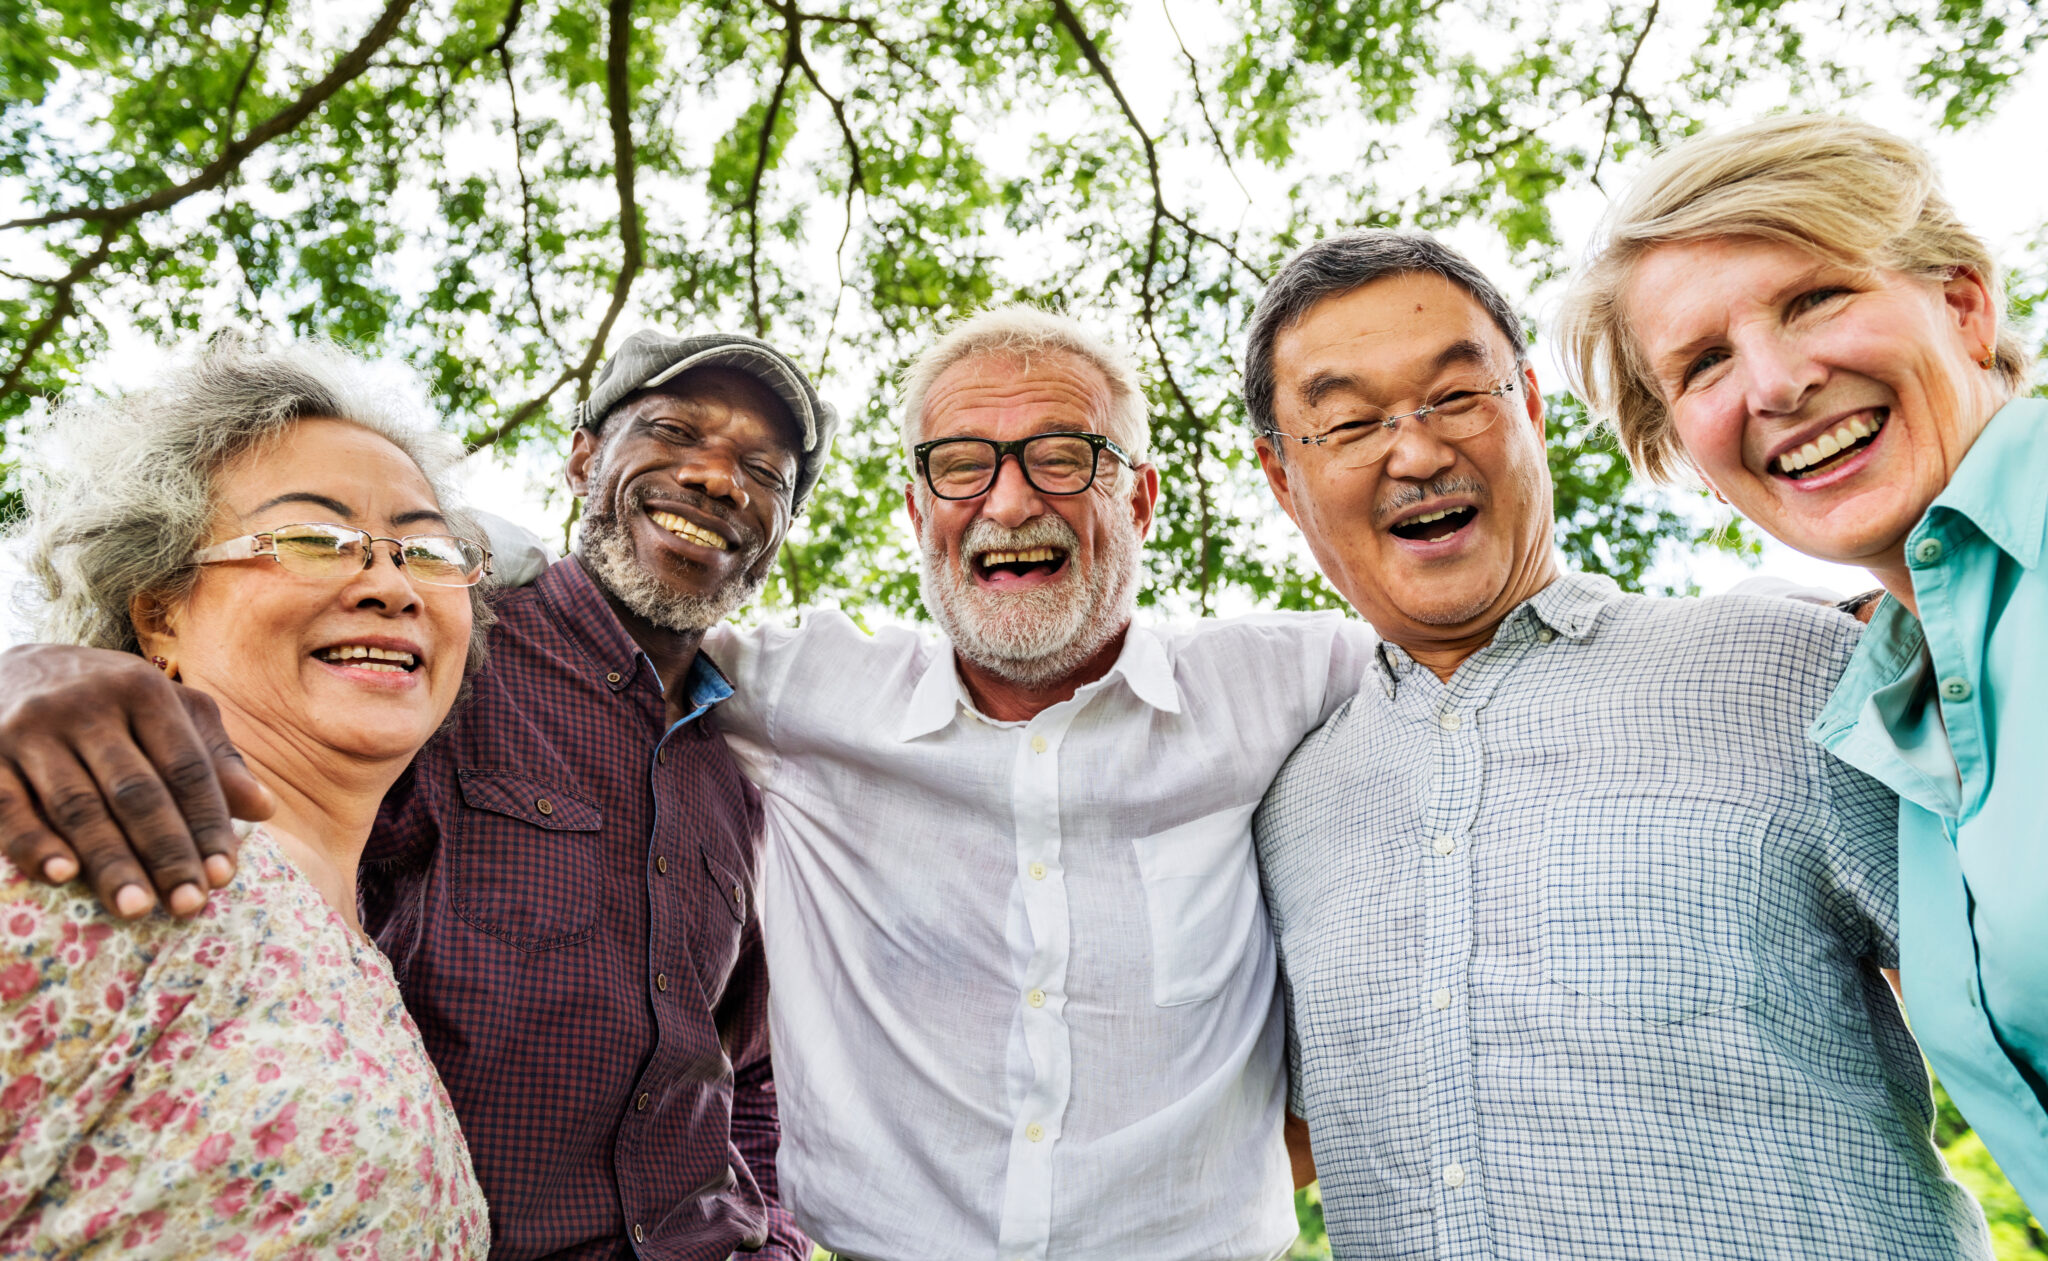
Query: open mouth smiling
648 508 732 552
314 643 420 674
1388 504 1478 543
973 545 1069 585
1773 408 1887 481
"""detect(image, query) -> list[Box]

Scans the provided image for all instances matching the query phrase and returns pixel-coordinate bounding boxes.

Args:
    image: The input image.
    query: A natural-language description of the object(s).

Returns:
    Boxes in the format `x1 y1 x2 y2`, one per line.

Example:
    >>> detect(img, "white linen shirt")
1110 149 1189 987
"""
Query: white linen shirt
707 610 1373 1261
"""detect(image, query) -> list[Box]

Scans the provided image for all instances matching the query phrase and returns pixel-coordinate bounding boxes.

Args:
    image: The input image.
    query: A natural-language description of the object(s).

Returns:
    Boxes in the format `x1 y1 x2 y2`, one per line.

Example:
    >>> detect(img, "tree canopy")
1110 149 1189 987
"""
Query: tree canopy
3 0 2045 615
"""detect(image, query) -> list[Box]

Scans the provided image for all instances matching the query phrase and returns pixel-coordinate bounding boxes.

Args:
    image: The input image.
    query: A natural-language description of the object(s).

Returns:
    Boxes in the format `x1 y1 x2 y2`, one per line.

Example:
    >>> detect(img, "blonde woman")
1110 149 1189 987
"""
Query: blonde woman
1558 114 2046 1211
0 339 491 1254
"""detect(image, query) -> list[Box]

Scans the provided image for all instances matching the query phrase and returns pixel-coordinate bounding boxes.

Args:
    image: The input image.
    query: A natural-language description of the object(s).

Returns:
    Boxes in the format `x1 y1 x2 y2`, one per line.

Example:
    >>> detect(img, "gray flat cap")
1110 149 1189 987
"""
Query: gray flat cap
578 329 841 508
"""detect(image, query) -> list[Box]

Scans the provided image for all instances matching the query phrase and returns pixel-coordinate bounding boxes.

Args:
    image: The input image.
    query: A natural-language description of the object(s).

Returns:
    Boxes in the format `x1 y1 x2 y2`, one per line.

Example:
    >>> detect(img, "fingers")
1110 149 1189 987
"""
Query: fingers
11 741 163 918
129 686 257 896
0 759 81 883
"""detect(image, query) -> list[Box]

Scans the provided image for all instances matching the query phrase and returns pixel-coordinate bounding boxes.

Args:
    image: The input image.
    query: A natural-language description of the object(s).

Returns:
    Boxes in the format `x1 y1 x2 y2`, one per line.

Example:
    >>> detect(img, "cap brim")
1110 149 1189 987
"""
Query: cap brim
641 344 818 451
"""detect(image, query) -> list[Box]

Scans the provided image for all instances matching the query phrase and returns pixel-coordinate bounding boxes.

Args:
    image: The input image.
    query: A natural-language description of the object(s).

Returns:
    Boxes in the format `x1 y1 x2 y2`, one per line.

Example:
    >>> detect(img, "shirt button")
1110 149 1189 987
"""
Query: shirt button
1442 1162 1467 1188
1433 835 1458 856
1431 988 1452 1010
656 855 669 875
1536 627 1556 643
1027 988 1046 1008
657 746 667 766
1912 537 1943 565
1438 712 1461 731
1026 1123 1045 1142
1030 735 1049 754
633 1223 645 1243
732 884 746 915
535 798 553 816
1940 677 1972 702
656 973 668 992
1029 861 1047 880
636 1092 650 1111
607 671 623 684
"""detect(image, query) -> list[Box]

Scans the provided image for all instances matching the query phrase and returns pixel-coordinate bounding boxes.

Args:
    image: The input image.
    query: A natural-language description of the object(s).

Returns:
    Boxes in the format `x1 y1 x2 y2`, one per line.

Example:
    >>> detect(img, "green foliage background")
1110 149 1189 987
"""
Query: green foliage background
6 3 2047 1254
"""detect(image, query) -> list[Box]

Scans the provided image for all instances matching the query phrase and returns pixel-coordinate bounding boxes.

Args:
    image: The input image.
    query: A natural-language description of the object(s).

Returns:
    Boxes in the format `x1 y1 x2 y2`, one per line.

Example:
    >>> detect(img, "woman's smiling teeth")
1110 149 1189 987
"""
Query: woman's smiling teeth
317 644 417 672
649 509 729 551
1776 410 1886 477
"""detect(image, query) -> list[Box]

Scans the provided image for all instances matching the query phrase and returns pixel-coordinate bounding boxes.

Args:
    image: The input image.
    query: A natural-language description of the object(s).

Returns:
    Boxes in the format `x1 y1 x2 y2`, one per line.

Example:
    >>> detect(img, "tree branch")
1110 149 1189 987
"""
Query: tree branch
0 230 120 397
745 29 801 339
499 40 560 353
221 0 280 134
0 0 420 233
1048 0 1166 313
1161 0 1251 205
469 0 641 452
1590 0 1662 189
772 4 866 380
791 8 921 77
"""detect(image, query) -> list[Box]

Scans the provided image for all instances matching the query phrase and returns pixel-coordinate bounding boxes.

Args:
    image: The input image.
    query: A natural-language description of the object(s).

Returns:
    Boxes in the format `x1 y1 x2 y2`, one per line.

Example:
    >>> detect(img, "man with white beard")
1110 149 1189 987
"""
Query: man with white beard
698 305 1376 1261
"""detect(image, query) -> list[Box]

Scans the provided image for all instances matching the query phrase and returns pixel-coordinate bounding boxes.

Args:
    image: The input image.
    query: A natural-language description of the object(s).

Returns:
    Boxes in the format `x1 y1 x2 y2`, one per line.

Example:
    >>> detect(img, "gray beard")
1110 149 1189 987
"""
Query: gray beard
919 506 1142 690
578 457 765 634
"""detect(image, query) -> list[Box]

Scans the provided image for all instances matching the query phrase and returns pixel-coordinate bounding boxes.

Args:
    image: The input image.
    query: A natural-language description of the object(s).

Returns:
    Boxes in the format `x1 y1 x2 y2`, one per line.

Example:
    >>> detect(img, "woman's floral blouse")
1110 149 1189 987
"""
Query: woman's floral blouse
0 825 489 1257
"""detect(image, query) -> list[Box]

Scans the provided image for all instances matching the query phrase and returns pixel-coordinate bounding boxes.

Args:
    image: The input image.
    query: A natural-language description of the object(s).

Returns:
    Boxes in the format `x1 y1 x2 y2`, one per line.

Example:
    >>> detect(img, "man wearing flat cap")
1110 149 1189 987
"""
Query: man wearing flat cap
0 328 838 1261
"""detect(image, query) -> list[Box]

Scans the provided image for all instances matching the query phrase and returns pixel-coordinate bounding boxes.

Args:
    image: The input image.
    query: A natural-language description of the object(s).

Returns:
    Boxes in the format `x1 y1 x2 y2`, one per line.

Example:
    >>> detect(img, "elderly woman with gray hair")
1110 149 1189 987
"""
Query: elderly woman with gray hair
0 338 489 1253
1558 114 2048 1212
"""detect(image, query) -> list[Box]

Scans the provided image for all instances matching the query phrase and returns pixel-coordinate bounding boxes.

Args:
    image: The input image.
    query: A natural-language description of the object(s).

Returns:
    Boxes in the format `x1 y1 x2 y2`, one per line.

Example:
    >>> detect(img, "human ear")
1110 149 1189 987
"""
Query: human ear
1940 267 1999 357
1255 437 1304 527
1127 463 1161 541
566 427 598 498
129 592 182 677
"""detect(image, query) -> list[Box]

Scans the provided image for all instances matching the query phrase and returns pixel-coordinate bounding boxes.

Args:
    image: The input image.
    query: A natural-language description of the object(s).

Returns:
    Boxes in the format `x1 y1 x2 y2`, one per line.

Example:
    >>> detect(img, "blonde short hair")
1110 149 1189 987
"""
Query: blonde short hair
1556 114 2029 483
898 304 1150 466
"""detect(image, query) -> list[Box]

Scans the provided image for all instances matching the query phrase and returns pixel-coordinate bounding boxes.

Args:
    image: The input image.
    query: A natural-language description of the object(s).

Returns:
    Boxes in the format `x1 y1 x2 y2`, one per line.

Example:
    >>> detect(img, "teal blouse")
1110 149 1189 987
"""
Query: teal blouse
1813 395 2048 1212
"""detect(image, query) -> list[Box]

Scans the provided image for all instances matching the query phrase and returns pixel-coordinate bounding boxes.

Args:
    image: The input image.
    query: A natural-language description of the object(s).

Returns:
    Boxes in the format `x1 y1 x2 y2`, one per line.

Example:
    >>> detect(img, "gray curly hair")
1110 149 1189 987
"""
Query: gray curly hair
15 334 493 670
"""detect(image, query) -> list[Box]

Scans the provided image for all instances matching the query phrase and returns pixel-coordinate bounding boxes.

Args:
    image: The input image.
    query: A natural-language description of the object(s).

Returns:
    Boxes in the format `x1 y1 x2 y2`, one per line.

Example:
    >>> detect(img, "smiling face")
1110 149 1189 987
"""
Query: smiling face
138 418 473 768
905 350 1159 688
1257 272 1558 657
1626 236 2004 576
568 365 802 633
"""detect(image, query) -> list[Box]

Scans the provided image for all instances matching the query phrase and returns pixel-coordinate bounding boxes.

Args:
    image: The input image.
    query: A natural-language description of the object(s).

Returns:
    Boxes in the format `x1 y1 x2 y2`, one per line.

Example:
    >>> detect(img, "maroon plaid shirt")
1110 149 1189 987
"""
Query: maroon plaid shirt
360 557 805 1261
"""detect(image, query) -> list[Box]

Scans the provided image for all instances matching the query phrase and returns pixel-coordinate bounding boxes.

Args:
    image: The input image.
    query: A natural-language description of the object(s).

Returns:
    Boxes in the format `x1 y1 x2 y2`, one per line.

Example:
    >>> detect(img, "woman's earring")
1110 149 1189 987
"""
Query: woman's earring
151 655 170 672
1981 347 1998 370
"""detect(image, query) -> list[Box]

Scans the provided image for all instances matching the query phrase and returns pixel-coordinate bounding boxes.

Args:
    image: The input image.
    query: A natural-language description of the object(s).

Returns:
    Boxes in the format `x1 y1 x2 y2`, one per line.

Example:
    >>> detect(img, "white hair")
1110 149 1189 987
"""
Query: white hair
15 333 491 666
898 304 1150 464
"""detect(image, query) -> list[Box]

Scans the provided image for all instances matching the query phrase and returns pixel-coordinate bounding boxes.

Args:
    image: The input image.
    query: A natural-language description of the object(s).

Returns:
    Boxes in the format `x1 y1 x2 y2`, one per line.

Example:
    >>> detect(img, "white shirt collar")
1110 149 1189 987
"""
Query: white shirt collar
897 623 1183 742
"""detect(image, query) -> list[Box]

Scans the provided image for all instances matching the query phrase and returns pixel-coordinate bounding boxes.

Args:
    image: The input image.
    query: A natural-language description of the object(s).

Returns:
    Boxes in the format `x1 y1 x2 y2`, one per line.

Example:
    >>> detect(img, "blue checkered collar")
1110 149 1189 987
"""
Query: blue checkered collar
1371 570 1621 697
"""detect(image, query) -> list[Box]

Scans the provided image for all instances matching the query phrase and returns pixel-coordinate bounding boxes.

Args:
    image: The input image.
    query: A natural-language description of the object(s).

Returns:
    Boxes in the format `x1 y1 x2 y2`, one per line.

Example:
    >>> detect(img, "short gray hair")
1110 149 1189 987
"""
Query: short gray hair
898 304 1150 464
16 334 492 668
1242 229 1528 437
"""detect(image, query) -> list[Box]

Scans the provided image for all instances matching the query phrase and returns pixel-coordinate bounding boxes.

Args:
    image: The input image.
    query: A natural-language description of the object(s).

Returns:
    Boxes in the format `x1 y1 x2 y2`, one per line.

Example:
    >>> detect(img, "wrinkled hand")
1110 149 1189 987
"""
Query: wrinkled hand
0 643 274 918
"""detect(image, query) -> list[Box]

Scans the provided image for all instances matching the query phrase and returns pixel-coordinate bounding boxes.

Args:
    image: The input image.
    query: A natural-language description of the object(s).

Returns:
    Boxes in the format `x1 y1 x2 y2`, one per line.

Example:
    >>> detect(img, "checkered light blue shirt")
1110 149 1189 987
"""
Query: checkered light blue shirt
1255 573 1990 1260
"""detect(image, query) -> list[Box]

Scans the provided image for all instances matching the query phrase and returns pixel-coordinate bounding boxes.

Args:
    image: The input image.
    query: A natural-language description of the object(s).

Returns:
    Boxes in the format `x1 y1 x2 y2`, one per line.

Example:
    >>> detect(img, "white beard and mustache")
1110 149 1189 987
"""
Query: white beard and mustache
919 504 1143 690
577 450 768 634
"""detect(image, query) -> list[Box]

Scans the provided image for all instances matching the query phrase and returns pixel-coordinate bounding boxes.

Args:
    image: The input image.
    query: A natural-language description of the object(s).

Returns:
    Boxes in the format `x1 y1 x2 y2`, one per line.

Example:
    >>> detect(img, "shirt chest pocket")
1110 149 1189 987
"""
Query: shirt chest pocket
1130 802 1264 1008
451 770 604 952
1540 794 1763 1024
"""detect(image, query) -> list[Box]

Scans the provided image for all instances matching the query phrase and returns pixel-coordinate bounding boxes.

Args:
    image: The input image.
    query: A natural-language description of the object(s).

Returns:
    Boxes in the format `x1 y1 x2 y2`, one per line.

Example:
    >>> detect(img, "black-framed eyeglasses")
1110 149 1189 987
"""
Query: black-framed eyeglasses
191 522 493 588
913 431 1136 501
1266 376 1522 468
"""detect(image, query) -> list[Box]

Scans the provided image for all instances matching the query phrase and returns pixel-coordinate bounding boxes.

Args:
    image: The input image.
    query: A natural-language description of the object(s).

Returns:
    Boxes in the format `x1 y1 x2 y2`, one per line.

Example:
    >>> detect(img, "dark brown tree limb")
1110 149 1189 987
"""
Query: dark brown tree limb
1161 0 1251 205
0 231 120 398
468 0 642 452
0 0 421 233
499 40 560 353
791 8 921 77
746 29 801 338
1048 0 1166 311
221 0 280 134
1590 0 1662 189
771 5 867 380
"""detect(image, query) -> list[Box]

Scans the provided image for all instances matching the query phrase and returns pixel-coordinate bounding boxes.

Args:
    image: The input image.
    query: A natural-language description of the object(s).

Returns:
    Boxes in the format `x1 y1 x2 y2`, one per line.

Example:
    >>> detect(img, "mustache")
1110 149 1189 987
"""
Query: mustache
1376 475 1488 525
956 514 1082 570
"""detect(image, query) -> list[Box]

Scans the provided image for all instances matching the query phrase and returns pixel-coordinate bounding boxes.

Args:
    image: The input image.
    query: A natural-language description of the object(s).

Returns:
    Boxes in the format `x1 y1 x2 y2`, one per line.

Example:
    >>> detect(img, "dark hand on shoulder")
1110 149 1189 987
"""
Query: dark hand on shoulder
0 643 273 918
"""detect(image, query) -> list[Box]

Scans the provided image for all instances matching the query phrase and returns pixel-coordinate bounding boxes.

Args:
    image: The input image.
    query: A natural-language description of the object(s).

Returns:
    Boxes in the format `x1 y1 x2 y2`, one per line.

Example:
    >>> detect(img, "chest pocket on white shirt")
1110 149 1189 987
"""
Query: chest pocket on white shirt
1131 802 1264 1007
